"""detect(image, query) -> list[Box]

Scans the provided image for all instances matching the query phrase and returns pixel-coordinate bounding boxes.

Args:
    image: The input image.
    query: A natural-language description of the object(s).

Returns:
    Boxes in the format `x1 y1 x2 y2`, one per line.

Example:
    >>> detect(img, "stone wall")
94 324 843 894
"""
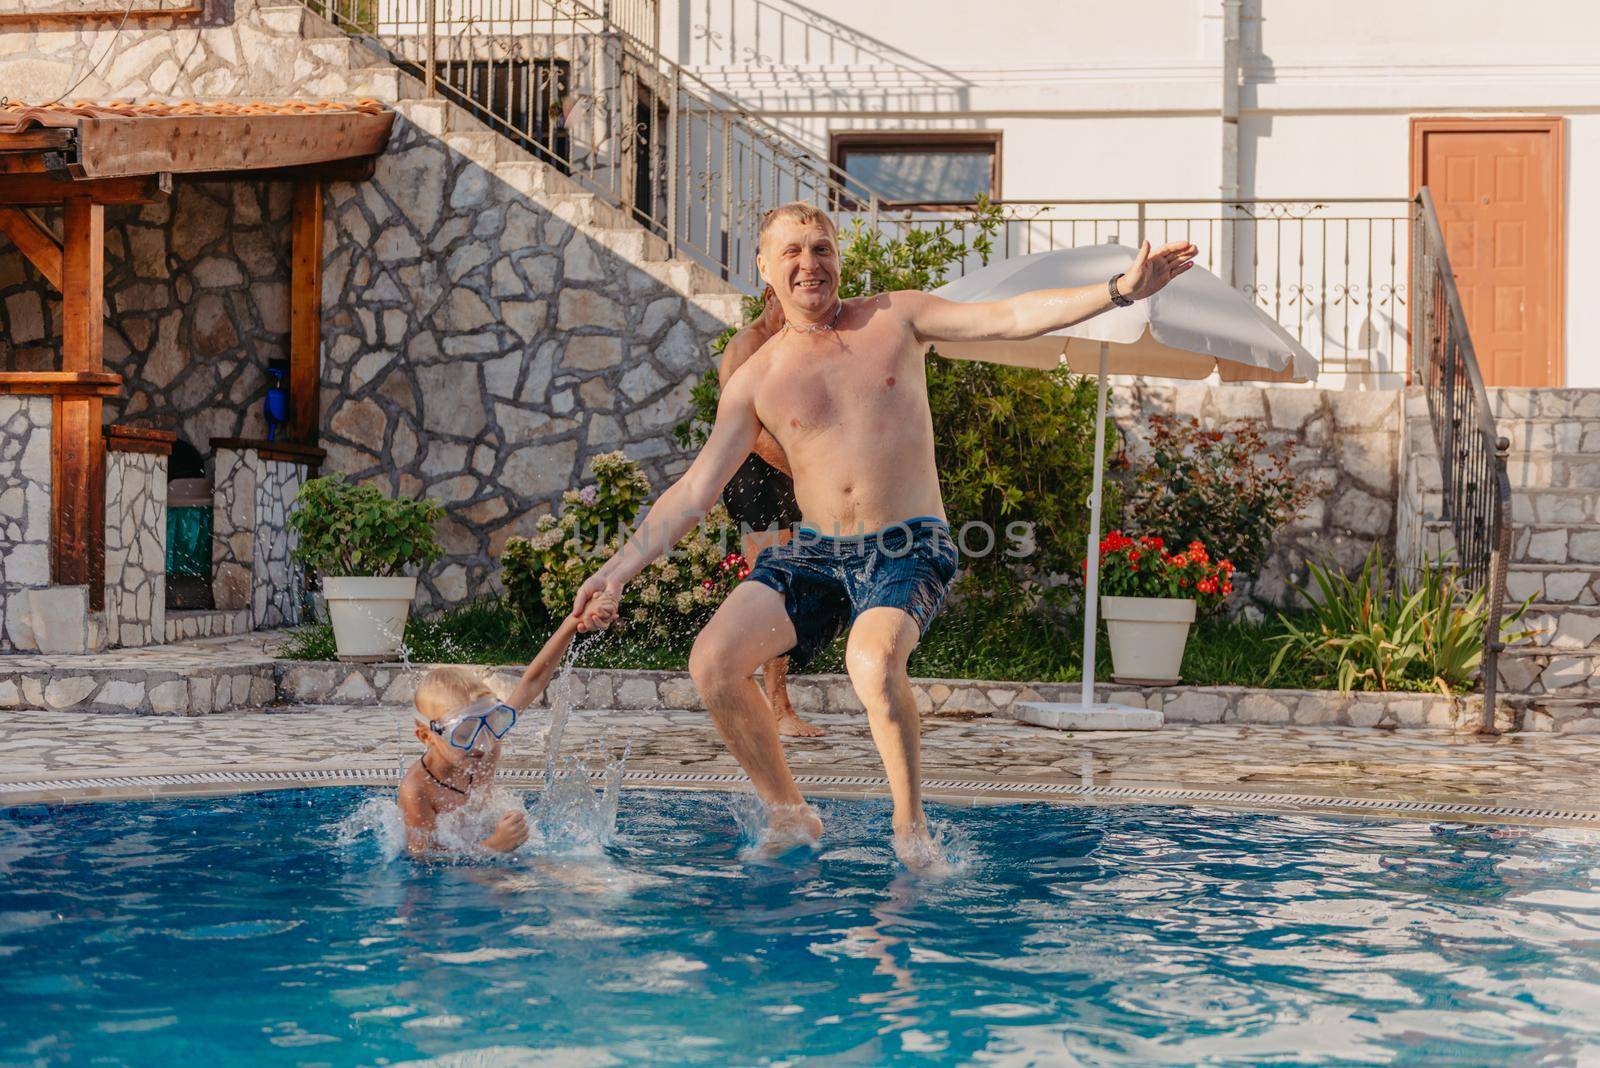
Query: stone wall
315 112 731 605
103 447 169 648
1111 384 1401 608
0 396 53 652
0 182 293 458
212 446 306 629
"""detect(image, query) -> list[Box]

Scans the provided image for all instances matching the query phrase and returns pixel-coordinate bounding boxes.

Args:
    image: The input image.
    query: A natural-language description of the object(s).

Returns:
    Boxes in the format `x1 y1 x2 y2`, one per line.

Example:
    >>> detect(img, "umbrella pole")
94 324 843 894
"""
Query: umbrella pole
1079 343 1111 707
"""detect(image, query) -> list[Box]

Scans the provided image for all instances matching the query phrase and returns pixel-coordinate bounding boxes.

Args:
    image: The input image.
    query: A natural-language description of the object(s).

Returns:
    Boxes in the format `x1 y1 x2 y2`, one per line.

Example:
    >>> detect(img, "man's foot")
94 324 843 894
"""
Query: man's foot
767 801 824 846
892 818 943 873
775 712 825 738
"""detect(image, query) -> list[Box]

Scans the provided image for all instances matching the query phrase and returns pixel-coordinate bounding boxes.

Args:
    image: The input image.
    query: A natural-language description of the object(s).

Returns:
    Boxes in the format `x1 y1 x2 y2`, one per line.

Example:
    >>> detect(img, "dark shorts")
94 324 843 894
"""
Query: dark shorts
743 517 959 671
721 454 801 532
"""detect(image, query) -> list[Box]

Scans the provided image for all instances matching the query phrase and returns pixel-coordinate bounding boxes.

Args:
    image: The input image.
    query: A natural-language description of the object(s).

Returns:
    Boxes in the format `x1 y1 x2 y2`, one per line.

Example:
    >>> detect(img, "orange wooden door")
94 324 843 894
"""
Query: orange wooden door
1415 121 1562 387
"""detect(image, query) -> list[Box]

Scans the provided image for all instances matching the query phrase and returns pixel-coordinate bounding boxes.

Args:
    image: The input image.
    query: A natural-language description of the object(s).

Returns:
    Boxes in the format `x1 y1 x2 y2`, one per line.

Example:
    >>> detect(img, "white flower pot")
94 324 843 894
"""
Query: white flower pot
1103 595 1197 686
323 576 417 660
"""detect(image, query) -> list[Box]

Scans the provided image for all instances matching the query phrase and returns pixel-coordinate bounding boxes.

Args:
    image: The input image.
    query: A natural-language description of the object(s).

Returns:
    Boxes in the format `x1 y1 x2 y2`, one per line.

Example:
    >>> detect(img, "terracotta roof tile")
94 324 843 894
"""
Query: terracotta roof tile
0 98 388 134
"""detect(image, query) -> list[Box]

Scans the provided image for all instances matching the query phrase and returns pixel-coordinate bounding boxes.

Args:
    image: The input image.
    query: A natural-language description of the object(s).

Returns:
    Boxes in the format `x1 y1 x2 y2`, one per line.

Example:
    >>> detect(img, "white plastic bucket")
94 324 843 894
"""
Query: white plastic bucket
322 576 417 660
1103 595 1197 686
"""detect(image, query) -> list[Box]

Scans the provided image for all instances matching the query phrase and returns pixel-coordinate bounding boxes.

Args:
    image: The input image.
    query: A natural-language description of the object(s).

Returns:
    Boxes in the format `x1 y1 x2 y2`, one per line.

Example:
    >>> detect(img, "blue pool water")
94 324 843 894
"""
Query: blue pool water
1 788 1598 1065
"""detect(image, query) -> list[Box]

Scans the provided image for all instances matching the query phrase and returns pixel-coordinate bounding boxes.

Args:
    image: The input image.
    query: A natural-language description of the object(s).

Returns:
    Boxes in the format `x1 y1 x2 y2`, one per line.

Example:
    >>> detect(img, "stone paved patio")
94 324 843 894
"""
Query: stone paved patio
4 698 1599 826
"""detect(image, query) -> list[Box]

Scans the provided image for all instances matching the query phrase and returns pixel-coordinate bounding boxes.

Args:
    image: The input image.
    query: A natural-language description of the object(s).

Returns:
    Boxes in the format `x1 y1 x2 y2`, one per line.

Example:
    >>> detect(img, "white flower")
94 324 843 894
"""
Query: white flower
674 591 694 614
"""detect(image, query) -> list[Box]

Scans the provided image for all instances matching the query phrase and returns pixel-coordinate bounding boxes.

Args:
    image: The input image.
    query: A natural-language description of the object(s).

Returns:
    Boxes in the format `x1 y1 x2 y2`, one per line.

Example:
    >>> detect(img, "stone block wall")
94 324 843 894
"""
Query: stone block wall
314 112 734 606
1111 384 1401 608
103 447 168 648
0 182 294 460
0 396 53 651
213 446 306 629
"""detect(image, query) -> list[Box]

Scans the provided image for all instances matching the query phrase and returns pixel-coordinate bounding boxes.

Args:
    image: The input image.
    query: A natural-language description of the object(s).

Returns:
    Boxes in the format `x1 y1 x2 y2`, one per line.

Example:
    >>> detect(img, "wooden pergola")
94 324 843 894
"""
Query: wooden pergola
0 99 394 608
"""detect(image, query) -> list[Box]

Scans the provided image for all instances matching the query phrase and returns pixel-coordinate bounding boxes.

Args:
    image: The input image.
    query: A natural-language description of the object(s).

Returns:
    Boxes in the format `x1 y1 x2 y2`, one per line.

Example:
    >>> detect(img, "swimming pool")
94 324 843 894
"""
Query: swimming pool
1 788 1597 1065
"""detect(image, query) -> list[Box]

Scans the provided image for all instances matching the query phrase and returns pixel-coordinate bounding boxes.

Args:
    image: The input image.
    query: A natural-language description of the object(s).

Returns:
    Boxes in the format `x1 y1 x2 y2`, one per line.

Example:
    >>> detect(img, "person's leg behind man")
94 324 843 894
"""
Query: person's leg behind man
688 580 822 840
743 525 823 738
844 606 932 859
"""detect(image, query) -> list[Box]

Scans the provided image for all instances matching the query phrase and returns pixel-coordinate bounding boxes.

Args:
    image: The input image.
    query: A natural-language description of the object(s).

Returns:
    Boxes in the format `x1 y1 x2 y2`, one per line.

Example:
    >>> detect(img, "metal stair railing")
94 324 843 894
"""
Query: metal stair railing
294 0 892 293
1411 187 1513 732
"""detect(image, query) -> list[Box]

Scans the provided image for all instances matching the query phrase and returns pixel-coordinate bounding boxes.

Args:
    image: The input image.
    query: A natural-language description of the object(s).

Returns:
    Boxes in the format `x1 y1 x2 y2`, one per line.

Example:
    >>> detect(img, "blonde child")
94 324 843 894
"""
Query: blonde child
398 609 602 857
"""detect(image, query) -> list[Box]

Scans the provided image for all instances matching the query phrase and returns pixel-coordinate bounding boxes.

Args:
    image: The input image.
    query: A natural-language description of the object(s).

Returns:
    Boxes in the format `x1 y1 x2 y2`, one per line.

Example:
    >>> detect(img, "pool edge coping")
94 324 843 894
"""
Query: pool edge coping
3 765 1598 829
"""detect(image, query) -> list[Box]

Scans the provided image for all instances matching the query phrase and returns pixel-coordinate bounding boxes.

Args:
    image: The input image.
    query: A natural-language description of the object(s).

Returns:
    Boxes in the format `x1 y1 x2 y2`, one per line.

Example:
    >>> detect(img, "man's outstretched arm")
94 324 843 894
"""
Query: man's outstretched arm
902 239 1198 344
570 369 763 626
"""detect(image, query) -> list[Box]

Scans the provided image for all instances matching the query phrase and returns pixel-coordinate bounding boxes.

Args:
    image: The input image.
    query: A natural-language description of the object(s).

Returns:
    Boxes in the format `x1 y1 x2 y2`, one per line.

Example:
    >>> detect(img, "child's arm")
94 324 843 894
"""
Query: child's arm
506 614 583 710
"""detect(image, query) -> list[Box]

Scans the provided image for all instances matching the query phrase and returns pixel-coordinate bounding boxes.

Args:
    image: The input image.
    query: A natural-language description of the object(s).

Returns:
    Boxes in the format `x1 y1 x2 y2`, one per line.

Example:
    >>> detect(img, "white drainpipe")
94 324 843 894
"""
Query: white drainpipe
1220 0 1242 286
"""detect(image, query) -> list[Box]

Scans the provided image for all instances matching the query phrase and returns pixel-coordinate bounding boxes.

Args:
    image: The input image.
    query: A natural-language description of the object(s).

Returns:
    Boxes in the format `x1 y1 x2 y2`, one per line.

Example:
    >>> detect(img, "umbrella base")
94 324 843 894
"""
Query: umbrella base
1012 702 1163 731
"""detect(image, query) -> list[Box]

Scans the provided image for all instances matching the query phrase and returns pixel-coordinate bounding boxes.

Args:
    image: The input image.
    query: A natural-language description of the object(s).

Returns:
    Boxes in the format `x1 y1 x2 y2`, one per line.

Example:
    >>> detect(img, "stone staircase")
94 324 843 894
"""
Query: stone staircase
258 1 747 326
1403 388 1600 728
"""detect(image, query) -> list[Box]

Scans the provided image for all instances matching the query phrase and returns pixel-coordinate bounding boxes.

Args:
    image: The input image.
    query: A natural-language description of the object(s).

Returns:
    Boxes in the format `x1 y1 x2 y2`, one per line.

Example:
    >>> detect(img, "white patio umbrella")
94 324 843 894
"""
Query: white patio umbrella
932 243 1317 722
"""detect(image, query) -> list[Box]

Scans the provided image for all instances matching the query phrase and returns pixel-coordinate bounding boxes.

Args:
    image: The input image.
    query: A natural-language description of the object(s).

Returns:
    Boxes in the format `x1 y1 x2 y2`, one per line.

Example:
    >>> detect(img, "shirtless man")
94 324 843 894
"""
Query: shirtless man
573 202 1196 857
717 286 822 738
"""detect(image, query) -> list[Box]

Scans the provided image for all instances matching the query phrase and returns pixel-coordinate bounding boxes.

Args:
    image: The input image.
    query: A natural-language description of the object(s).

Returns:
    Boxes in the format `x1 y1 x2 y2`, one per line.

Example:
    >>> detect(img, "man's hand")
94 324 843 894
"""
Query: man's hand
482 810 528 852
1117 240 1198 301
571 573 624 632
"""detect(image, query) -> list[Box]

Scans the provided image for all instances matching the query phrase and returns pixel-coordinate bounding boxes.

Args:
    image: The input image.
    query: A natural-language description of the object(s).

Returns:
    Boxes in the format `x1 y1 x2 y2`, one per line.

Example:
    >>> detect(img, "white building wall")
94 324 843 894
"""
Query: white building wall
662 0 1600 386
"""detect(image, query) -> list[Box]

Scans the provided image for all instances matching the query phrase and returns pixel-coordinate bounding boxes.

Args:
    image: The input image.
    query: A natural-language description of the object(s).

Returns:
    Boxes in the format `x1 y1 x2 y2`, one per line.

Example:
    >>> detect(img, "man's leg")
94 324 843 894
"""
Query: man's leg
744 527 823 738
689 580 822 838
844 607 929 850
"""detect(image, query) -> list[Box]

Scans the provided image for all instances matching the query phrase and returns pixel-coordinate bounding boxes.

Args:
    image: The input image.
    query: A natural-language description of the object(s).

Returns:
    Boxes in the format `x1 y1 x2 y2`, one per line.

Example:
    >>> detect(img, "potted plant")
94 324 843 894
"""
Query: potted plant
1094 532 1233 685
288 474 444 660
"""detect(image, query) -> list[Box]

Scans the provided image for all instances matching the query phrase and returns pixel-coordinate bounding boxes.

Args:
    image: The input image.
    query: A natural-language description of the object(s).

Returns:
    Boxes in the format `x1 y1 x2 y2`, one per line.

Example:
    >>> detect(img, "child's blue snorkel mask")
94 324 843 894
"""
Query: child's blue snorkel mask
425 696 518 753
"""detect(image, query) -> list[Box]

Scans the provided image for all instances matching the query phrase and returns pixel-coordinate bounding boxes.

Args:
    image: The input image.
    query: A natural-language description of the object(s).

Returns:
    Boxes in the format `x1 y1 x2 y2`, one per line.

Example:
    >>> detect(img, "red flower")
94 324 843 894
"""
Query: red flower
1221 581 1234 595
1172 553 1189 567
701 579 714 589
1129 550 1141 563
737 567 750 579
1197 578 1217 594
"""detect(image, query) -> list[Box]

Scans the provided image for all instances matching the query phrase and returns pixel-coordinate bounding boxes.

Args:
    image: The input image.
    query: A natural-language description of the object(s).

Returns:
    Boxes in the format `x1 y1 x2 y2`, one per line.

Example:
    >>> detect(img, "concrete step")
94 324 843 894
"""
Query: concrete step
1504 452 1600 490
1498 647 1600 698
1490 387 1600 420
1503 418 1600 453
1518 603 1600 651
1507 564 1600 606
1511 489 1599 525
1513 523 1600 565
1502 695 1600 732
1 656 276 715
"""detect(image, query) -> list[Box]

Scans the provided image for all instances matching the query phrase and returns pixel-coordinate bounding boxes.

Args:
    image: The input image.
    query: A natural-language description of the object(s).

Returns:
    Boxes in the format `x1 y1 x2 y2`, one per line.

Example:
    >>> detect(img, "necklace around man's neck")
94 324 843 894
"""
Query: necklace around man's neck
422 752 467 795
784 300 844 335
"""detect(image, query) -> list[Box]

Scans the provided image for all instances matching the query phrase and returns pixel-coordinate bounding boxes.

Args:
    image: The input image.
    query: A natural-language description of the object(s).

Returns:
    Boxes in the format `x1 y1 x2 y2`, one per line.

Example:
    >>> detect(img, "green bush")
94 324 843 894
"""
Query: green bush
671 199 1109 582
1268 547 1534 695
500 451 747 640
288 474 443 579
1117 414 1315 577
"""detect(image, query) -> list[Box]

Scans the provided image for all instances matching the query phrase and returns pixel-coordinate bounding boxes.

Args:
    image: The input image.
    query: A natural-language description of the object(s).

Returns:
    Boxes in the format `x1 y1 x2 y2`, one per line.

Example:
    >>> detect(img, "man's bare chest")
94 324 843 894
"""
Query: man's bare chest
755 333 921 437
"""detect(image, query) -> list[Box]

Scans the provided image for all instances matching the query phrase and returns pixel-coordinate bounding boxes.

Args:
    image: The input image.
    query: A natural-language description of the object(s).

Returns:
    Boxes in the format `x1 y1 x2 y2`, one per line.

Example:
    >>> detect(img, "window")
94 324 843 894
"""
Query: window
830 132 1001 210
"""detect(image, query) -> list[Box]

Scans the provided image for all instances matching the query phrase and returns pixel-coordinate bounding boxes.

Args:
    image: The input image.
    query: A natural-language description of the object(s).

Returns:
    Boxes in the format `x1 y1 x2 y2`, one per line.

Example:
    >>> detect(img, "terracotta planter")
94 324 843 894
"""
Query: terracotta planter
323 576 417 660
1103 595 1197 686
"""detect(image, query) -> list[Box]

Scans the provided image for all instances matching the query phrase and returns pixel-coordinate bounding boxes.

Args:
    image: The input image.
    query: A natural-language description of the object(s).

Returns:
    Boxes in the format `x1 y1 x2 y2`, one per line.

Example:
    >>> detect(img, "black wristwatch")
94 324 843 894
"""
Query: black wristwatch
1108 272 1134 307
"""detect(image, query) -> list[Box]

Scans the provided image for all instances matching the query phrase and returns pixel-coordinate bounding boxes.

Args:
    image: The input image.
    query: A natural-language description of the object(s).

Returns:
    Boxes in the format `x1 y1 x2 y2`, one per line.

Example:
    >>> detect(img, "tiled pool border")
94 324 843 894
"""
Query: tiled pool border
3 765 1597 828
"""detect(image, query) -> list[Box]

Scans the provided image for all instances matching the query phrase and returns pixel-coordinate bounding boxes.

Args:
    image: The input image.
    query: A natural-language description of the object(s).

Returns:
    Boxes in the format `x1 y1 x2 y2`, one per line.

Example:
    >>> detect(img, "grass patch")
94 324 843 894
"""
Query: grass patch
273 595 1450 693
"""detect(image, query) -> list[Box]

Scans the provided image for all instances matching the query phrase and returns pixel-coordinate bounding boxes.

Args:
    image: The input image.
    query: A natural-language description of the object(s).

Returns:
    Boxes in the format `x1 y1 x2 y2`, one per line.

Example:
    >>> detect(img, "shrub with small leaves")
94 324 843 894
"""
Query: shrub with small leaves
1117 414 1315 577
288 474 443 579
500 451 746 638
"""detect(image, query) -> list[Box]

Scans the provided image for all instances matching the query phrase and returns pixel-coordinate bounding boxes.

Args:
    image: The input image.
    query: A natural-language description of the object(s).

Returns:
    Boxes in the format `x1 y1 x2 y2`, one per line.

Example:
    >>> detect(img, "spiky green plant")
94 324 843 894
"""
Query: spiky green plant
1268 547 1534 695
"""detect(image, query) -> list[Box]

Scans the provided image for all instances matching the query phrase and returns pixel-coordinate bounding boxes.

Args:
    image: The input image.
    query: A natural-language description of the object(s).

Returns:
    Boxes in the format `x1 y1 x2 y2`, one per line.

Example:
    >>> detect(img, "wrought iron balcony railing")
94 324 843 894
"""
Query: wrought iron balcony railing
298 0 889 290
879 199 1413 377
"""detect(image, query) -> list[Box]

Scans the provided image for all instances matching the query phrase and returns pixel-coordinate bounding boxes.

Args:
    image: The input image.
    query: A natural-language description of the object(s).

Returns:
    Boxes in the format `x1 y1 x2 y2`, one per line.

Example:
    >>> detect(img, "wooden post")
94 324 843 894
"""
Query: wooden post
54 196 107 609
289 177 323 445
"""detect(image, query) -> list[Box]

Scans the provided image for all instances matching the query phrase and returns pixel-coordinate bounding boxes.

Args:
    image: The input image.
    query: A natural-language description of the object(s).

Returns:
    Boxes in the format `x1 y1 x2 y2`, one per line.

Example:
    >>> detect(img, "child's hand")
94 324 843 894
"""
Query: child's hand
482 810 529 853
